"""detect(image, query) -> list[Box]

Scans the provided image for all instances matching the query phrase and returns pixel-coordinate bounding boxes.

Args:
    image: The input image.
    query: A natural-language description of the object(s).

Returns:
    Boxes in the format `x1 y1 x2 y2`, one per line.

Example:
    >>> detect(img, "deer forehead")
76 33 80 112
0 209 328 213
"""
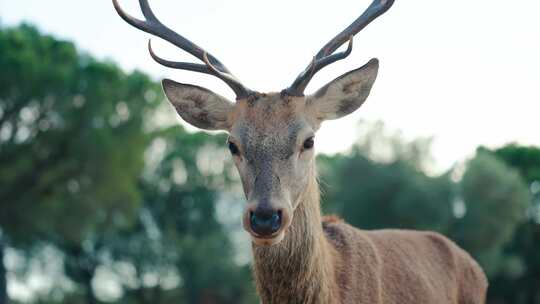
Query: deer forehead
229 94 313 156
232 93 300 122
230 94 312 136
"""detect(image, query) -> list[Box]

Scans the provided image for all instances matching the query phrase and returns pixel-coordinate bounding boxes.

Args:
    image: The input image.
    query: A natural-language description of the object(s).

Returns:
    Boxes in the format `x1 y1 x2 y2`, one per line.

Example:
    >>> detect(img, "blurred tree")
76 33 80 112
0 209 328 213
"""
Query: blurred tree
489 144 540 188
0 23 160 303
449 151 530 277
0 234 5 304
318 123 533 304
480 145 540 304
108 127 256 304
0 23 256 304
318 121 454 233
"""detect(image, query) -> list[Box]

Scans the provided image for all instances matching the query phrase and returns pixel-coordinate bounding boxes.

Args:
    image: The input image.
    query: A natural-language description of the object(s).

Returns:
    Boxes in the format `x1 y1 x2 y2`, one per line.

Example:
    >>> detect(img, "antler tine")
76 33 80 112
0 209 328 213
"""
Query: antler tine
113 0 252 99
202 52 248 92
316 0 394 59
148 40 210 74
285 0 395 96
138 0 158 22
112 0 227 72
289 37 353 94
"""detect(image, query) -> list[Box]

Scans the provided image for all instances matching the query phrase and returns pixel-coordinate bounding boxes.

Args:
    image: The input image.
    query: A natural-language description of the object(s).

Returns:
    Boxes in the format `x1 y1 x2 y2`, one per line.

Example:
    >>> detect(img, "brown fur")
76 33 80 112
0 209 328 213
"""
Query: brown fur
161 63 488 304
252 166 488 304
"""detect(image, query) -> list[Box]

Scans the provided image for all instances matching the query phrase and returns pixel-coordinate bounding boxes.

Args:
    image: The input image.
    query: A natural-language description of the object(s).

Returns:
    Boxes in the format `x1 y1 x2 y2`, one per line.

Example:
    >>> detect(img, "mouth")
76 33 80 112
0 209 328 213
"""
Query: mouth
249 231 285 246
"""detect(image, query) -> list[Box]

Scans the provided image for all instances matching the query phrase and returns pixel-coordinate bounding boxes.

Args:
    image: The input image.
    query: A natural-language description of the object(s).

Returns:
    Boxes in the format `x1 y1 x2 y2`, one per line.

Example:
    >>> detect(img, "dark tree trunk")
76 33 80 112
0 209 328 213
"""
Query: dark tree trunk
83 270 97 304
0 239 8 304
64 243 99 304
152 285 162 304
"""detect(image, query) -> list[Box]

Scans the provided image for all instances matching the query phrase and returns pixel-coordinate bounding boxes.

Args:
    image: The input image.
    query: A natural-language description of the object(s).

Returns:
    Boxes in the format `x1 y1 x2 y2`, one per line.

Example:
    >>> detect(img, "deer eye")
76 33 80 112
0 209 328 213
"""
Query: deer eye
228 141 240 155
302 137 314 151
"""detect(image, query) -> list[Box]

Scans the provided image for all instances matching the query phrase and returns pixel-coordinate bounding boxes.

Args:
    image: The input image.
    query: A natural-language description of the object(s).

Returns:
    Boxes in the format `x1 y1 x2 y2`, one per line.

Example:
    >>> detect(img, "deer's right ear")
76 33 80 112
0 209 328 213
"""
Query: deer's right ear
162 79 235 131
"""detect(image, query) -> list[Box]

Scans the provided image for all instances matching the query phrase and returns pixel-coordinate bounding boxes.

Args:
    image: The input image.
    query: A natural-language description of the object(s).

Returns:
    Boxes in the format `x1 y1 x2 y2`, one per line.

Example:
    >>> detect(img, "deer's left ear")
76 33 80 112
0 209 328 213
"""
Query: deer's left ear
306 58 379 121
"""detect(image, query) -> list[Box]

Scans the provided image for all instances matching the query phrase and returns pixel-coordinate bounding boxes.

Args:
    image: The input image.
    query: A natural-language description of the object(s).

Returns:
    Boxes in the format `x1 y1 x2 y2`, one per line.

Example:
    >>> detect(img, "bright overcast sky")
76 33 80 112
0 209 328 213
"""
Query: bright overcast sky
1 0 539 171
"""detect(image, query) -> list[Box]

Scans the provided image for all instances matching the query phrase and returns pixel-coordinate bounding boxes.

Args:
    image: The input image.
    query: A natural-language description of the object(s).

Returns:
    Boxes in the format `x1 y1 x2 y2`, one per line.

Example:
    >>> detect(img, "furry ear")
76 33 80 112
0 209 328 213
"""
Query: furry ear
162 79 234 130
307 58 379 121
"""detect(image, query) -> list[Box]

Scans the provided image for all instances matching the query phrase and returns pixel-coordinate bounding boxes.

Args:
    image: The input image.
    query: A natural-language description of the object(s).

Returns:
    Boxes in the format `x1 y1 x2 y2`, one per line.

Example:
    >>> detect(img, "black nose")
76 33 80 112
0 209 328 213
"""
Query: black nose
250 209 282 237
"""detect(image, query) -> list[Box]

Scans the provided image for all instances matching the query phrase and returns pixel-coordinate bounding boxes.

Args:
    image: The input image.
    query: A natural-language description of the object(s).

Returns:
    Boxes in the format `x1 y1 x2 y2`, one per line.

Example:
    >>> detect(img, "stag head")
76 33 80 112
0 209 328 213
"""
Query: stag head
114 0 394 245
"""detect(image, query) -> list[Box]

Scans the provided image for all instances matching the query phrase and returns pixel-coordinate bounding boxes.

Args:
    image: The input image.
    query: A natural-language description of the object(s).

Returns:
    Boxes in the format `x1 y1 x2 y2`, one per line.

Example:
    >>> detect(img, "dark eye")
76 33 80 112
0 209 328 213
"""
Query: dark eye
228 141 240 155
302 137 314 151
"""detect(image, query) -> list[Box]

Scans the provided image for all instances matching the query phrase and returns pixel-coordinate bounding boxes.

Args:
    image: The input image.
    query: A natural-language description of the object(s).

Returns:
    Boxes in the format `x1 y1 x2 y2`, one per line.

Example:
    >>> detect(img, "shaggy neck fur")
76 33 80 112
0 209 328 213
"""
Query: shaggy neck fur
252 164 338 304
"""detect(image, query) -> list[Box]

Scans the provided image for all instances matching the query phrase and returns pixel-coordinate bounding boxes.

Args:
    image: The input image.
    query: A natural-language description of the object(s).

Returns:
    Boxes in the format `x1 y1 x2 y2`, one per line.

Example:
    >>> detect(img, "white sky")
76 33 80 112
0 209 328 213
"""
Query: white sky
1 0 539 171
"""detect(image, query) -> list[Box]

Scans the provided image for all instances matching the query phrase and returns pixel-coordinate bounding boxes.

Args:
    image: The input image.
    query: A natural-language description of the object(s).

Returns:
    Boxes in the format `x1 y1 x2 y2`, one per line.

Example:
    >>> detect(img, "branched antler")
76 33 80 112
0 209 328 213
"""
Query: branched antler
113 0 252 99
284 0 395 96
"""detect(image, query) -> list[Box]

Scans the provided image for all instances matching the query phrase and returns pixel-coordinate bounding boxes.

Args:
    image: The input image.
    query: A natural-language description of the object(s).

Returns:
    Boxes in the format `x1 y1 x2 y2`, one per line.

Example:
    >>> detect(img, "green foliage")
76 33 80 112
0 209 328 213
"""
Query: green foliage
487 144 540 185
479 145 540 304
319 122 453 233
319 123 533 304
450 151 530 276
110 127 255 304
0 24 256 304
0 23 160 245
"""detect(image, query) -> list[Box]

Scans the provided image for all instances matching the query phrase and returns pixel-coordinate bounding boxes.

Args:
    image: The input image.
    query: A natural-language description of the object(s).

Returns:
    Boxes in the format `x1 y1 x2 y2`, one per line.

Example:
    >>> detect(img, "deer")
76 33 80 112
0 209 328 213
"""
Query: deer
113 0 488 303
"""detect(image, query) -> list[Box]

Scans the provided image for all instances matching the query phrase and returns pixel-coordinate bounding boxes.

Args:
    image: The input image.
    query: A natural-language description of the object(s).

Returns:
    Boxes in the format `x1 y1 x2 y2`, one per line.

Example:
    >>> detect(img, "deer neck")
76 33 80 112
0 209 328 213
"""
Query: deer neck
252 165 337 304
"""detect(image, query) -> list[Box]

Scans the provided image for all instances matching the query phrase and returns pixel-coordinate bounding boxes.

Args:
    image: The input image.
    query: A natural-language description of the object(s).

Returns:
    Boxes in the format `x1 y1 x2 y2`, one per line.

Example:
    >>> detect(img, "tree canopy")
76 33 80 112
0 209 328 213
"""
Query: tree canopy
318 122 532 303
0 24 255 304
479 145 540 303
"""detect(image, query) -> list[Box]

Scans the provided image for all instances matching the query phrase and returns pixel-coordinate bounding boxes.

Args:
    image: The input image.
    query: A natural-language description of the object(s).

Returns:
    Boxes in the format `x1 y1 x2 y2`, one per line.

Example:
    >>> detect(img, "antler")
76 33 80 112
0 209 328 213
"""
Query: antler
112 0 253 99
284 0 395 97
